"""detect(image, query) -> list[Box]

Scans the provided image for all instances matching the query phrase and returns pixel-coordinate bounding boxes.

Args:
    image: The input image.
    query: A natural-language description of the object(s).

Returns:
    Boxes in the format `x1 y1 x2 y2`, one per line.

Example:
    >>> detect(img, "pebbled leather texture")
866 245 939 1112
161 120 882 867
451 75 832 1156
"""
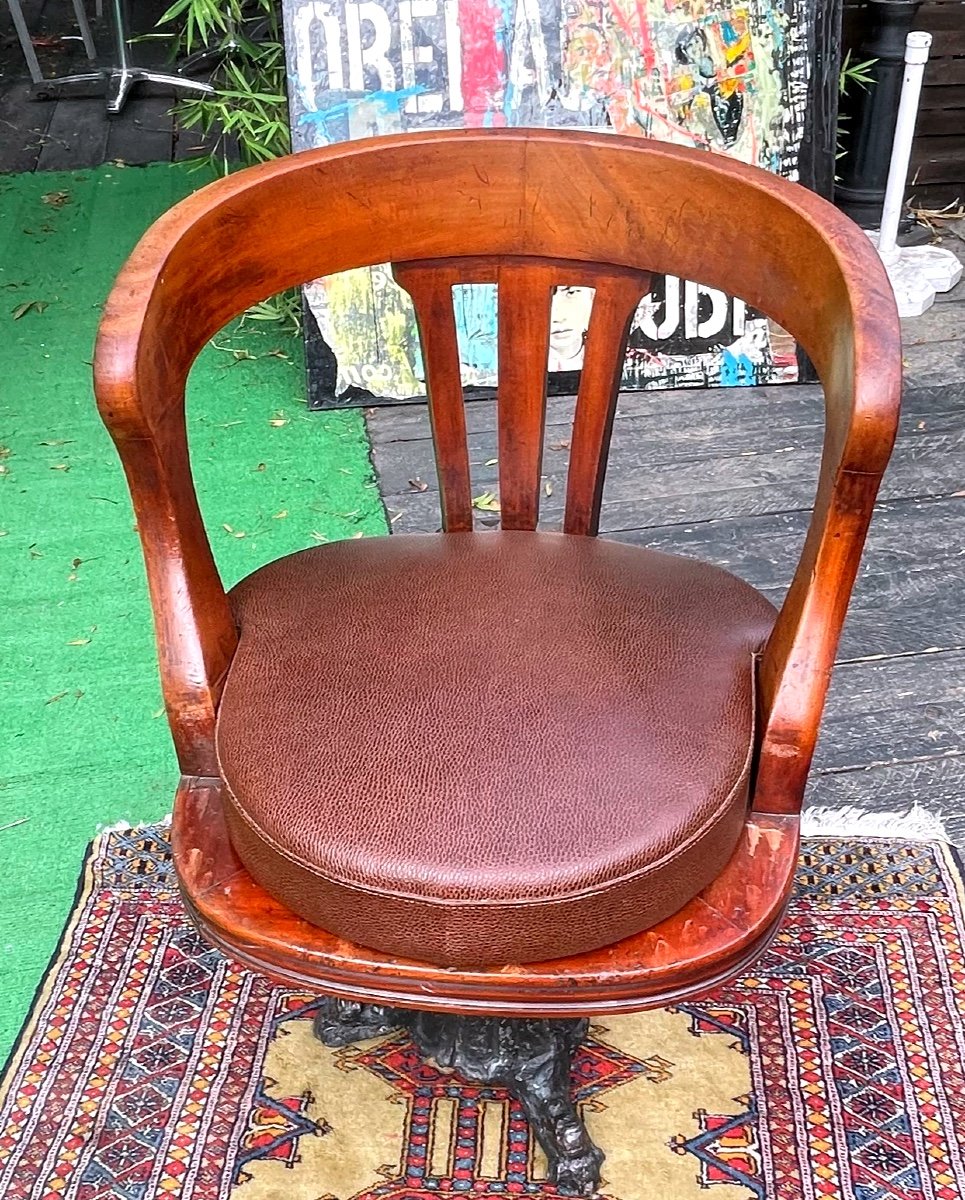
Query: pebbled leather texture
216 531 777 967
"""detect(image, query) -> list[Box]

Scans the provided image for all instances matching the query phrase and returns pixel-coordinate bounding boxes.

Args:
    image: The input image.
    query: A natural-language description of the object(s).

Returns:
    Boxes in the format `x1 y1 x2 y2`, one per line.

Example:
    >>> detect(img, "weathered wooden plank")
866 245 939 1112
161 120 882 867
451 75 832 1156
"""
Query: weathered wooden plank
373 396 828 497
921 77 965 101
921 59 965 87
909 143 965 186
36 97 109 170
917 0 965 26
806 754 965 835
378 412 965 536
778 560 965 661
850 559 965 654
367 383 842 447
105 96 175 165
0 80 55 172
930 27 965 56
814 648 965 772
901 298 965 345
908 182 965 210
902 337 965 387
916 107 965 138
617 494 963 585
597 432 963 530
372 377 965 493
368 362 965 454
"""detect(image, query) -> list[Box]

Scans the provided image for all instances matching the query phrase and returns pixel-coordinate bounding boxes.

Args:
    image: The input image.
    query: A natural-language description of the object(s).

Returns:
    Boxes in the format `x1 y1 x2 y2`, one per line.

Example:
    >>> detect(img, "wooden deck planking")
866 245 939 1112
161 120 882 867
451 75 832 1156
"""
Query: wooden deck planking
374 387 962 534
35 96 110 170
0 81 55 172
0 0 218 171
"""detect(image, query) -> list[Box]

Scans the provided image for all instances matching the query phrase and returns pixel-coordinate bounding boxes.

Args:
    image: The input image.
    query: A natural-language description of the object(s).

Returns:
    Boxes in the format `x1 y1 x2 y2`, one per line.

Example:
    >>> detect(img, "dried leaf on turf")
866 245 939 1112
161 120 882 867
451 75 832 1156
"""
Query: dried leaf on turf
12 300 48 319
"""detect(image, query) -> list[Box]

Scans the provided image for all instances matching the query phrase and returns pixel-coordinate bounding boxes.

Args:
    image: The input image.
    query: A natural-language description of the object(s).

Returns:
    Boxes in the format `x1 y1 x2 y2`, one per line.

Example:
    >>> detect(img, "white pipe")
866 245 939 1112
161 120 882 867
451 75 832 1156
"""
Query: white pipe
878 31 932 264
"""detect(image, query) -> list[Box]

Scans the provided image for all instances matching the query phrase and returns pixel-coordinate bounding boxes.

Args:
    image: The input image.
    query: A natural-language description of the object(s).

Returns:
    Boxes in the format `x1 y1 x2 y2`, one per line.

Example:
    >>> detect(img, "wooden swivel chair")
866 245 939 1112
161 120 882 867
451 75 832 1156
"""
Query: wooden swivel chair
94 130 901 1194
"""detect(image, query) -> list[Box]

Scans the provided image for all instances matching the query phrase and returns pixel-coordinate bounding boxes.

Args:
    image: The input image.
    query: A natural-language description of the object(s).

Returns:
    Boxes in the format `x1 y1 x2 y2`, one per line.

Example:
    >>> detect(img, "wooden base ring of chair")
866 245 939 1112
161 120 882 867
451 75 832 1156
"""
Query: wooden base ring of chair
171 772 798 1192
313 997 604 1194
172 774 799 1017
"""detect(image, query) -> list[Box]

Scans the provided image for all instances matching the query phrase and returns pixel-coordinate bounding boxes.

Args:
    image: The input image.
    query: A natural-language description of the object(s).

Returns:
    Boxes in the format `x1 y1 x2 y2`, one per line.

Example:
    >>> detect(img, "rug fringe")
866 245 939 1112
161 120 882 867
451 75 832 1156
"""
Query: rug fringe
95 815 172 834
801 803 949 841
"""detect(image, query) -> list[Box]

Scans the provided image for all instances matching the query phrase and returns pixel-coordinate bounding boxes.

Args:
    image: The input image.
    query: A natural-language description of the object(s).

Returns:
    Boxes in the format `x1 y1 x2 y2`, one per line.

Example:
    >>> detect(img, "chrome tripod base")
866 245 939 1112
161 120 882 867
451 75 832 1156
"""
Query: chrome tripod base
34 68 214 114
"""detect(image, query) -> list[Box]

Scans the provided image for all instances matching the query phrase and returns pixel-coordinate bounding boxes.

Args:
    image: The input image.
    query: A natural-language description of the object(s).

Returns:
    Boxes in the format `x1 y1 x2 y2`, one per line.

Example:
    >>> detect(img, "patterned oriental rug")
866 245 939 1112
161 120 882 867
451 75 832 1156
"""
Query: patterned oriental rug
3 826 965 1200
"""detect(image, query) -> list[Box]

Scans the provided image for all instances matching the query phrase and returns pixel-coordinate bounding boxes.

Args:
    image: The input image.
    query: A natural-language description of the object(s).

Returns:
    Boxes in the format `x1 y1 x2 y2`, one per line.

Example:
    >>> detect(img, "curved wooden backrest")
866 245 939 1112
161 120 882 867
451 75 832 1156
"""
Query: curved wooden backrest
94 130 902 812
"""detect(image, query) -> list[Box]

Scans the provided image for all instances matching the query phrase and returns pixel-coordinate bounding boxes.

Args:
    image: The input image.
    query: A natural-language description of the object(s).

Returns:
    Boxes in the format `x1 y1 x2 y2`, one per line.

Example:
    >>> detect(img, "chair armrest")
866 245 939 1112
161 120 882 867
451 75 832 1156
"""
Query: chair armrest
754 308 902 813
95 328 237 777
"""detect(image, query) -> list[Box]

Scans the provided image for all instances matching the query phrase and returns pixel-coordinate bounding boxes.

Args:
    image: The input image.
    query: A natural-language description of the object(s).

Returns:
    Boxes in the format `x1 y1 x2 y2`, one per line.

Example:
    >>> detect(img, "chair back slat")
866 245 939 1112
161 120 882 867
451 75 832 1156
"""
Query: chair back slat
564 270 651 536
495 260 555 531
393 261 473 531
394 255 650 532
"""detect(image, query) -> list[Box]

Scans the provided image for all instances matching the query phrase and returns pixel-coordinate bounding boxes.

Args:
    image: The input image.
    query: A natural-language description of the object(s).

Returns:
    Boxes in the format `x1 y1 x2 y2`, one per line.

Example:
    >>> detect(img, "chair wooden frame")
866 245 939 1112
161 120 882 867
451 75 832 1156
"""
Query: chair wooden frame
94 130 901 1191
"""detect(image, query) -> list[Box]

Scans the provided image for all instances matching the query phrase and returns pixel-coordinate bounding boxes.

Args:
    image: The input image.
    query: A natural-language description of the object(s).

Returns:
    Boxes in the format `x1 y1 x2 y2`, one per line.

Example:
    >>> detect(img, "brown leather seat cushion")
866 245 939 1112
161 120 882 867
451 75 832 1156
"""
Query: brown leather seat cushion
216 532 776 967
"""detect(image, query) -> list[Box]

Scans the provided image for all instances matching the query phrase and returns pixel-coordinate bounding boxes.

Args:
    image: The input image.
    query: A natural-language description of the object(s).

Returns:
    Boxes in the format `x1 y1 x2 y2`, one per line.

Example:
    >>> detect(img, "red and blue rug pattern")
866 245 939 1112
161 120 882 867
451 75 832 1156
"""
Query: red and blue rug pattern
2 826 965 1199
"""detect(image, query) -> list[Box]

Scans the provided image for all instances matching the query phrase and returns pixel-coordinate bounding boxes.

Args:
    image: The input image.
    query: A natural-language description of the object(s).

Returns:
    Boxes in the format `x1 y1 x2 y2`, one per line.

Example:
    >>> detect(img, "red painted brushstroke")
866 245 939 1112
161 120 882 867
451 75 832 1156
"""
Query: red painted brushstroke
459 0 507 127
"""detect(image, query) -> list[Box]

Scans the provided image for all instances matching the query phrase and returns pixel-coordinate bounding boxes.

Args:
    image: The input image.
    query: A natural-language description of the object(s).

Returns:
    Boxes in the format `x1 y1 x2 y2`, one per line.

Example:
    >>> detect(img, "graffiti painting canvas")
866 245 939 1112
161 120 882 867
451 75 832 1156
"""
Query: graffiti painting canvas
283 0 838 405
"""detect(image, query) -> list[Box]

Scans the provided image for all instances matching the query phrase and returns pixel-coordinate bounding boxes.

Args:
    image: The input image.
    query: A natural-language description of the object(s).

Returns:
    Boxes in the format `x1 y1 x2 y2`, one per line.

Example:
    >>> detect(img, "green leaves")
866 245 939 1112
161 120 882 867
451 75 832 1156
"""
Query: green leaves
159 0 232 55
241 295 301 329
471 491 501 512
839 50 877 96
159 0 290 167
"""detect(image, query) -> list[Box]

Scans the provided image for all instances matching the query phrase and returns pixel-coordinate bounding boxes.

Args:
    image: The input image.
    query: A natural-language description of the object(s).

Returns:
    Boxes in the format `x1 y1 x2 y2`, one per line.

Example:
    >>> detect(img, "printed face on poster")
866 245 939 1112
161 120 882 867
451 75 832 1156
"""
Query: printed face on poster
283 1 831 405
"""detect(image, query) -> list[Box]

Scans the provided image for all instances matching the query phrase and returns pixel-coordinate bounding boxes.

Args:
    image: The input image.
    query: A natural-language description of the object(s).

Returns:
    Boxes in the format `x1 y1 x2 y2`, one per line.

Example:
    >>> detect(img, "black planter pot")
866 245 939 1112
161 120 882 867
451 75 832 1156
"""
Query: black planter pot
835 0 922 228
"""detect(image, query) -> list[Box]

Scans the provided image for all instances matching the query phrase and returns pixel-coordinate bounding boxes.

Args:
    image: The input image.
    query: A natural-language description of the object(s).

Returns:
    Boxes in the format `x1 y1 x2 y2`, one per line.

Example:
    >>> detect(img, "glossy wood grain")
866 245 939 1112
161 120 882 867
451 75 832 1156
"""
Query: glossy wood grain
392 256 650 533
96 130 901 1015
495 260 555 530
564 271 651 536
391 261 474 531
94 130 902 809
173 774 799 1017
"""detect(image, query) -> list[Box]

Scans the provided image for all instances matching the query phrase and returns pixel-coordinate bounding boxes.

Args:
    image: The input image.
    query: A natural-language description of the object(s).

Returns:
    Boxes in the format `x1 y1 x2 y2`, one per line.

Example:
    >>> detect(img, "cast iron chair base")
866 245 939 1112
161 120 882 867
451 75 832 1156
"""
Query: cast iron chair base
312 996 605 1195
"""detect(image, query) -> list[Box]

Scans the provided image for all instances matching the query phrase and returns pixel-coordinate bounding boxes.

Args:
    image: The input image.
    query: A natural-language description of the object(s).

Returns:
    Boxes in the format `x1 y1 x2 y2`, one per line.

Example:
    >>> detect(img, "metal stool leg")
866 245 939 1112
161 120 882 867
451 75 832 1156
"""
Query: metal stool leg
6 0 44 85
69 0 97 59
33 0 214 114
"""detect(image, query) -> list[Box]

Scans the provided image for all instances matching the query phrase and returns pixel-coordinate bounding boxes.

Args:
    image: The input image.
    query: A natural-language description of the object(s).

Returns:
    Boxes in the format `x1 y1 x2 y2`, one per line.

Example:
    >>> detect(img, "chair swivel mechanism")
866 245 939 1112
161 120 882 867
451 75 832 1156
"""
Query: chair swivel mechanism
94 129 902 1193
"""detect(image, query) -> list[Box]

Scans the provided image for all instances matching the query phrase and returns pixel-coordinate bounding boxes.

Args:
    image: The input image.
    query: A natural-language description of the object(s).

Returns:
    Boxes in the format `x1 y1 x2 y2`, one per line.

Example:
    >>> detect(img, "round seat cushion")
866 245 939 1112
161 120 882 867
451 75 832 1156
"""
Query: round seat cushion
216 531 776 966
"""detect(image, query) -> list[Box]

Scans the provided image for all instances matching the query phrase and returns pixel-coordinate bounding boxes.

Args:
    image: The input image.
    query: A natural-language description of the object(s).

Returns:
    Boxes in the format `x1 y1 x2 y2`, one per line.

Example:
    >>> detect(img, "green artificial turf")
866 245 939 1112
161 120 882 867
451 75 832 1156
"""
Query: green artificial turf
0 163 387 1059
